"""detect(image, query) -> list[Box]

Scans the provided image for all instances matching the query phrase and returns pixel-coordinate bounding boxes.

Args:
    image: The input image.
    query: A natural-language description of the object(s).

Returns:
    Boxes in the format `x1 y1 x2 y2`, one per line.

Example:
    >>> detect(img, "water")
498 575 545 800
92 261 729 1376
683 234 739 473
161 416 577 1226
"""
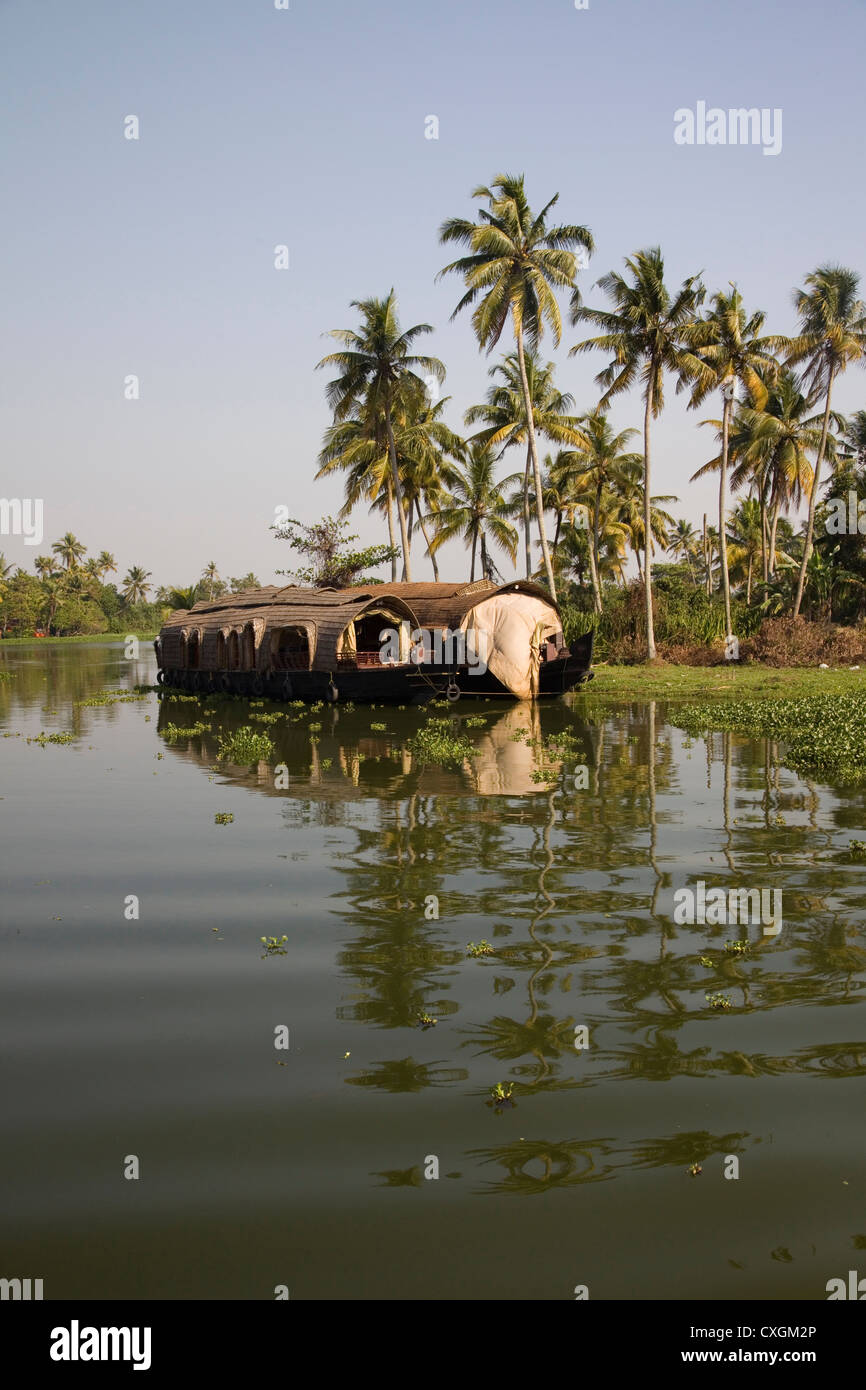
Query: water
1 641 865 1300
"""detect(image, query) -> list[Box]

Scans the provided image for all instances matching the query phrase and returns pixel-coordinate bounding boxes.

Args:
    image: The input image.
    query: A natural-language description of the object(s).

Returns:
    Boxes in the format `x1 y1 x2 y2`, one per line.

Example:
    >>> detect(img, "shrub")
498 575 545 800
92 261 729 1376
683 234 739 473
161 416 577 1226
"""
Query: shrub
744 617 866 667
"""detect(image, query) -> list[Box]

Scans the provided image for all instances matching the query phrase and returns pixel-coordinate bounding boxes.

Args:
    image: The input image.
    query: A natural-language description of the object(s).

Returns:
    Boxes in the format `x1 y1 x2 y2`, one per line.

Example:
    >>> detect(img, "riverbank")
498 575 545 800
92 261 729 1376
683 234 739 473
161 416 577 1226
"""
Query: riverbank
0 632 157 647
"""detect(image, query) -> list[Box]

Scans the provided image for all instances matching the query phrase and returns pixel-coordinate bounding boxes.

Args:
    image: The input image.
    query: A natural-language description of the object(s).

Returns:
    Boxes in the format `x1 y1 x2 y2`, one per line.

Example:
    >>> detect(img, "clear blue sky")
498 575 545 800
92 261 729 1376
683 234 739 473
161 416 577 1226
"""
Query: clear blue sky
2 0 864 586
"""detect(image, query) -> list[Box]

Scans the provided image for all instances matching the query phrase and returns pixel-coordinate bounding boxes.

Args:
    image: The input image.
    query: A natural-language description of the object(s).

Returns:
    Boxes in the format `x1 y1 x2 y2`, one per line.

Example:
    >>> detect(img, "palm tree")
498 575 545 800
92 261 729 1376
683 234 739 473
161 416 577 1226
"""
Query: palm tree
693 372 820 582
122 566 152 605
571 247 704 658
682 287 781 637
317 381 461 580
167 584 199 610
428 442 519 581
839 410 866 467
786 266 866 616
51 532 86 570
33 555 55 580
555 492 631 592
727 498 764 605
438 173 594 598
0 553 14 581
318 291 445 581
553 411 643 612
96 551 117 579
465 350 588 580
317 399 400 579
200 561 221 600
615 464 677 585
229 572 262 592
389 384 465 578
668 519 700 583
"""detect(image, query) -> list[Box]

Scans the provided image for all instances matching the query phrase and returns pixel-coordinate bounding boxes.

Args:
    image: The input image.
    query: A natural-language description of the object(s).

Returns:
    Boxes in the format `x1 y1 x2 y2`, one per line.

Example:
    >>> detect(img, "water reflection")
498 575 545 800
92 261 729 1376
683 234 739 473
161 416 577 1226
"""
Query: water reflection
153 685 866 1114
4 646 866 1298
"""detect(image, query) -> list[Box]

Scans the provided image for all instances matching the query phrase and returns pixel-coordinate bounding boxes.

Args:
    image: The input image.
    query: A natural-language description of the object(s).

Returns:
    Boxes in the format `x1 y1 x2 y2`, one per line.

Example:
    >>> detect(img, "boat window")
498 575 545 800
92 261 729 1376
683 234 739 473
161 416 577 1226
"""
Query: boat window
187 630 200 669
273 626 311 670
241 623 256 671
352 611 404 667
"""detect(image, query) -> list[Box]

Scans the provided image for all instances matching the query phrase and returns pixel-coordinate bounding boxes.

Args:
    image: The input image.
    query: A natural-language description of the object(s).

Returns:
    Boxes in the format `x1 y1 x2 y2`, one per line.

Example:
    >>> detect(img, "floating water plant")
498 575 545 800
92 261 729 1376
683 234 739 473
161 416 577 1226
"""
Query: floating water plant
463 715 486 728
261 935 288 956
699 955 715 968
467 940 494 958
416 1011 437 1029
28 731 74 745
216 726 275 763
214 811 234 825
370 722 387 732
407 717 476 768
162 721 210 741
75 689 149 707
490 1081 515 1108
249 712 282 724
530 766 560 784
849 840 866 860
725 939 749 955
687 1163 702 1177
706 992 732 1010
674 693 866 782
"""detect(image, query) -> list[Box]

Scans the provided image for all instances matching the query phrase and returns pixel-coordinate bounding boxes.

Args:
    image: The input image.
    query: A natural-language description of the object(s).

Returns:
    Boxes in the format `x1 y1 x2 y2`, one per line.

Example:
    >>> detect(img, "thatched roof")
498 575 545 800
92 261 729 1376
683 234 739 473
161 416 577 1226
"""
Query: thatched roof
158 585 417 671
335 579 560 630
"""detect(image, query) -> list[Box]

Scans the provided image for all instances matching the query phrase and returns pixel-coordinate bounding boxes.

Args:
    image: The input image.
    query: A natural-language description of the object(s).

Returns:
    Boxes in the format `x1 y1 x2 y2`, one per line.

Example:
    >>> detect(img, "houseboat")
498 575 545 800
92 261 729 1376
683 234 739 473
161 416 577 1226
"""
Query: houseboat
154 580 593 703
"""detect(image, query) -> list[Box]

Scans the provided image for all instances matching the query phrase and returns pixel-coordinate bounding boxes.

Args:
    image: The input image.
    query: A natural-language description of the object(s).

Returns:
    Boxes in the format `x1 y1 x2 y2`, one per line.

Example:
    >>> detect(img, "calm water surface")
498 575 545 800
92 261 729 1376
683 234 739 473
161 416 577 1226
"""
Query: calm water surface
1 642 865 1299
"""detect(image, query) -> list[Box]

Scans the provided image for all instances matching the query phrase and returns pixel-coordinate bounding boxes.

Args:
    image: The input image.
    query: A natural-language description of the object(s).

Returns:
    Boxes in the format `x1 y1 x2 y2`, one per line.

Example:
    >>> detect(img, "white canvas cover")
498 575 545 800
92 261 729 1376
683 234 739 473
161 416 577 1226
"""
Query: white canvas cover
462 594 561 700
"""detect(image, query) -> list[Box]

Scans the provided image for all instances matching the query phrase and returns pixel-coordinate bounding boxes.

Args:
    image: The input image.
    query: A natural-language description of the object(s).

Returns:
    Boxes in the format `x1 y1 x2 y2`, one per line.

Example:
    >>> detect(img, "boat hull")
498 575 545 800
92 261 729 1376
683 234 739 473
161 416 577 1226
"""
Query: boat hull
156 665 439 704
156 633 594 704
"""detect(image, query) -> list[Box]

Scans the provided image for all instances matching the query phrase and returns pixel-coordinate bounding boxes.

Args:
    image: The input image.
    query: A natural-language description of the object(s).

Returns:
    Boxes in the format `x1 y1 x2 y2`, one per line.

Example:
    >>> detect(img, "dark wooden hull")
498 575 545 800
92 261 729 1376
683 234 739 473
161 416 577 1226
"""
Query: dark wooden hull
156 632 594 705
157 666 438 704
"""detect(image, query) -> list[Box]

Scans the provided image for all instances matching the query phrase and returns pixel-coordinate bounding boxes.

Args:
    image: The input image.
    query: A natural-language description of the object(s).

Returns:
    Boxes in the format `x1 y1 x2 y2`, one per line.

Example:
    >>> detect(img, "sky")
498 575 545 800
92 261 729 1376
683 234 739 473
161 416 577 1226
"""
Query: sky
2 0 865 588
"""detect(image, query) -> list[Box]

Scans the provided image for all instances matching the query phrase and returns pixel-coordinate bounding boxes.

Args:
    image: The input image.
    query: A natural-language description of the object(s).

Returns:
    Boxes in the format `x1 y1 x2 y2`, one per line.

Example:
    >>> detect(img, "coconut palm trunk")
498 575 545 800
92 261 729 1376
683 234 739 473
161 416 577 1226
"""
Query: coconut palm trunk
386 407 412 582
591 480 604 614
416 503 440 580
792 370 835 617
719 387 733 637
522 447 532 578
642 379 656 659
587 525 602 615
385 483 398 581
515 322 557 599
769 502 780 578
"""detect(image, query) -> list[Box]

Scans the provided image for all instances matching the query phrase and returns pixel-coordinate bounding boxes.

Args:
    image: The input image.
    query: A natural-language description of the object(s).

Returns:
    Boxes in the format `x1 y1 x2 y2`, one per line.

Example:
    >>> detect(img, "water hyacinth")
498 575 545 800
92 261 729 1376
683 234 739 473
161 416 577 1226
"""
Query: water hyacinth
674 693 866 782
216 726 275 763
407 716 476 768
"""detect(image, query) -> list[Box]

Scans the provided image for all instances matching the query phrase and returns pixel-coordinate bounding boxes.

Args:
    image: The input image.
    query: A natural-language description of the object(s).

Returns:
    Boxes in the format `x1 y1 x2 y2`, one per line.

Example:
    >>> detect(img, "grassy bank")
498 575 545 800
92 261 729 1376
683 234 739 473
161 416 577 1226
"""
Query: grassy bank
0 632 157 648
576 664 866 701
